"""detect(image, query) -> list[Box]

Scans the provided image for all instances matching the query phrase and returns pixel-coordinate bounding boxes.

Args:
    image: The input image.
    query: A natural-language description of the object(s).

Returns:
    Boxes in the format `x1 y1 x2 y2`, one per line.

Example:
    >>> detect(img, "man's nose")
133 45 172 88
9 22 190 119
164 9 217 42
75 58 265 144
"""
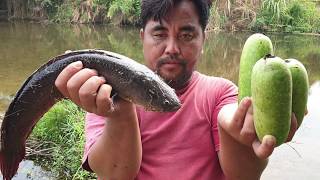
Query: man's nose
165 38 180 55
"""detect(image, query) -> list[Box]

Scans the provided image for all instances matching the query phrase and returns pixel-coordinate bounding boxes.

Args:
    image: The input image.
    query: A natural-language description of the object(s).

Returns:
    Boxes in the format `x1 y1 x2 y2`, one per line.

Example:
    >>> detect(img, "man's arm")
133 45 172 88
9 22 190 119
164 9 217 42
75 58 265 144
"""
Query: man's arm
55 61 142 179
217 98 297 180
88 106 142 179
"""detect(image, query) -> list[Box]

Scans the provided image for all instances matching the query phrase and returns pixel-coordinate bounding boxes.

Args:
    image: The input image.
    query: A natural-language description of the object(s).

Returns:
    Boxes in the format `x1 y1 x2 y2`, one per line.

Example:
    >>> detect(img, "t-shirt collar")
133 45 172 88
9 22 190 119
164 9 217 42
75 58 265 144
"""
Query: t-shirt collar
175 71 199 96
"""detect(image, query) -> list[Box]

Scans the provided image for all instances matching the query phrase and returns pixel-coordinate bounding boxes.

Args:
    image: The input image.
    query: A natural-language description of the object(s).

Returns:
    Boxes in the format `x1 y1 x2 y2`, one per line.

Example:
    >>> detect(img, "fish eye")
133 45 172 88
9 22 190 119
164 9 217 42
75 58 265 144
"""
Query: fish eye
163 100 170 105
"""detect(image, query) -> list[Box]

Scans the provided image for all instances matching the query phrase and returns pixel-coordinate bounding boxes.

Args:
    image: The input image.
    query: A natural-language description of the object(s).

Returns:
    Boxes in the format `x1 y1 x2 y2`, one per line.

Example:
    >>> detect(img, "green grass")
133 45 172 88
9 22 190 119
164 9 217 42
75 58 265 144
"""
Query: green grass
30 99 96 179
253 0 320 33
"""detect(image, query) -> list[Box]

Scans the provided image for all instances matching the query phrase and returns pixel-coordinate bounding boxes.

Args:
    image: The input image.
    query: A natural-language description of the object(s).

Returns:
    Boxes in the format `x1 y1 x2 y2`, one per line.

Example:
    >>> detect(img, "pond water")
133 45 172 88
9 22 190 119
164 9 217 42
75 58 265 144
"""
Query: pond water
0 21 319 179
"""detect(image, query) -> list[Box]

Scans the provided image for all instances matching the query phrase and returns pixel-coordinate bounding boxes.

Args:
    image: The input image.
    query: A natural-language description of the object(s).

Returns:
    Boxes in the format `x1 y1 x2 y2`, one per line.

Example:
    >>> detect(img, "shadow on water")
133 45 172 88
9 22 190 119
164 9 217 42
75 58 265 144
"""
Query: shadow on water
0 21 319 179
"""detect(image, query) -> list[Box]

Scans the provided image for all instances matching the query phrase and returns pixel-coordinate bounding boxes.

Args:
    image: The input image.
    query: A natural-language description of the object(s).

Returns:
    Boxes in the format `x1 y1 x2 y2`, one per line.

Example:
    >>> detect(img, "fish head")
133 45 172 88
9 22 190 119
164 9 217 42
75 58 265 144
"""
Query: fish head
150 85 181 112
134 72 181 112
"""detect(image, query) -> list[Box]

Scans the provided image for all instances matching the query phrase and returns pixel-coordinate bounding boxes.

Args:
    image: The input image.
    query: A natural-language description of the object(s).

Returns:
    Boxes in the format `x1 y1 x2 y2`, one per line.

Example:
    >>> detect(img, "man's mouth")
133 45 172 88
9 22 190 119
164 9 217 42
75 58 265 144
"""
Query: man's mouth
165 61 180 64
157 57 185 66
155 55 187 73
160 61 182 69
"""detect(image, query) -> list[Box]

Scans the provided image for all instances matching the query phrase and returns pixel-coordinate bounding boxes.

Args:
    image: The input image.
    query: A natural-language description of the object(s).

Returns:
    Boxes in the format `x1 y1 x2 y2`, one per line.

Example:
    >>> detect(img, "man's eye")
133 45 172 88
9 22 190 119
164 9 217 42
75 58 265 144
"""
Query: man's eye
153 33 167 39
179 33 194 41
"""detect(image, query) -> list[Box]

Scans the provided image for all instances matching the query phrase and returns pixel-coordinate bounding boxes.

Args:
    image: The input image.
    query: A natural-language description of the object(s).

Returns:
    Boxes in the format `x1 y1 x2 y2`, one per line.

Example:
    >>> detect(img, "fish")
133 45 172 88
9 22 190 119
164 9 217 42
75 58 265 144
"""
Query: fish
0 49 181 180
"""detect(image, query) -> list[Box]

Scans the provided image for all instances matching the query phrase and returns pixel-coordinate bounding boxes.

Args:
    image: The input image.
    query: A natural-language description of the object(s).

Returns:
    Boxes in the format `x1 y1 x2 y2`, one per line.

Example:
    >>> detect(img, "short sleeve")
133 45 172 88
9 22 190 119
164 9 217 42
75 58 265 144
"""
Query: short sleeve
82 113 106 172
212 79 238 151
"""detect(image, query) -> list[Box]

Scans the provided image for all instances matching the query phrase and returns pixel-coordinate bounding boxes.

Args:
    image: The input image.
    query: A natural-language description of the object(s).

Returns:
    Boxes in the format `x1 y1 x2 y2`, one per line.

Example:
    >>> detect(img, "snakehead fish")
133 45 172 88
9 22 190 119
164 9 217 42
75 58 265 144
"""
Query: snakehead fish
0 49 181 180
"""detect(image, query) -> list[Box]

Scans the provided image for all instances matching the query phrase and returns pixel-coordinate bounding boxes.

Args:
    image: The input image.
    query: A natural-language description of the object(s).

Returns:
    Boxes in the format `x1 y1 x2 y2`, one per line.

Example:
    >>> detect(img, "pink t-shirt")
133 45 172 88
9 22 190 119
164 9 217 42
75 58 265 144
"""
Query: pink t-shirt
82 71 238 180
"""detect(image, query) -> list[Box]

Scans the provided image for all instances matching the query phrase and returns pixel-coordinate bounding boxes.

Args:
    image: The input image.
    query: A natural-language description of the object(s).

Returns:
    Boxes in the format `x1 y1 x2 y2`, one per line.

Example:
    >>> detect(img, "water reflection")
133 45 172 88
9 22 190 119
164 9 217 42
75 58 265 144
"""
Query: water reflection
0 22 319 103
200 31 320 84
0 21 143 107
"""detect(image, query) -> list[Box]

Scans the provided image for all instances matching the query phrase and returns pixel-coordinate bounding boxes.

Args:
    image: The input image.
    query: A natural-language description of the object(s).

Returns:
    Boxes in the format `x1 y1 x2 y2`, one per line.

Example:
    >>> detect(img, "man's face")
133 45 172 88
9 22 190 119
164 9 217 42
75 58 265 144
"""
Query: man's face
140 1 205 89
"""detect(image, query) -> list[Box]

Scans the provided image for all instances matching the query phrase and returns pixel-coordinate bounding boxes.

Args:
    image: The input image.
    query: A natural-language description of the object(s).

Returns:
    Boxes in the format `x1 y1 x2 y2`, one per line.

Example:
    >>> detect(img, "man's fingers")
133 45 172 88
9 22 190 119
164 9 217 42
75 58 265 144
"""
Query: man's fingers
55 61 83 98
252 135 276 159
79 76 106 113
96 84 114 116
232 97 251 129
240 103 256 145
67 68 98 106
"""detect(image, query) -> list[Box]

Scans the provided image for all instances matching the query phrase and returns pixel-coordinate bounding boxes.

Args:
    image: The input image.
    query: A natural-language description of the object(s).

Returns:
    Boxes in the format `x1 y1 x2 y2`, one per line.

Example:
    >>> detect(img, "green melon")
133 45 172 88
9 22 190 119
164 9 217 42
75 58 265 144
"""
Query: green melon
285 59 309 127
238 33 274 103
251 56 292 146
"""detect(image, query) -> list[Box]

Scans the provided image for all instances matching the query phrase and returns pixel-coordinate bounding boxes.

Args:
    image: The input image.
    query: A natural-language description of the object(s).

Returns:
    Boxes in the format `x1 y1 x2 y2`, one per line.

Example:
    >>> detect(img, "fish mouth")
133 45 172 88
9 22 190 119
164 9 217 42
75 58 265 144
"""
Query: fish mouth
147 99 181 112
162 99 181 112
169 103 181 111
145 104 180 112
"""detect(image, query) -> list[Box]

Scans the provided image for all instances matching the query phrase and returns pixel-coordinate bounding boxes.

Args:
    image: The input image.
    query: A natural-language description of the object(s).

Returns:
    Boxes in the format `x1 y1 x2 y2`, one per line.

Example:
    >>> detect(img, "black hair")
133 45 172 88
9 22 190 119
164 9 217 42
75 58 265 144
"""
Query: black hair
140 0 210 31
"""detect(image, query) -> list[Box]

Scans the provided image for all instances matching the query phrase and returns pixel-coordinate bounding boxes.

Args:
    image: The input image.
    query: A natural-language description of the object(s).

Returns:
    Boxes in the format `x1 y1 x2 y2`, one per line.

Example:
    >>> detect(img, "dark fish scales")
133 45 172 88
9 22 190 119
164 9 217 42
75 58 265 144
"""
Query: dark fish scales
0 49 181 180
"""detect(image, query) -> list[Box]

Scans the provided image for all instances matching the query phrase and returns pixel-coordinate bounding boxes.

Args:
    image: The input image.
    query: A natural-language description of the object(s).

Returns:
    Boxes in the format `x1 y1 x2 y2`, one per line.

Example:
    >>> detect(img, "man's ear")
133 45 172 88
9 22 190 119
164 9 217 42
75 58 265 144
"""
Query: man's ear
140 28 144 41
201 31 206 54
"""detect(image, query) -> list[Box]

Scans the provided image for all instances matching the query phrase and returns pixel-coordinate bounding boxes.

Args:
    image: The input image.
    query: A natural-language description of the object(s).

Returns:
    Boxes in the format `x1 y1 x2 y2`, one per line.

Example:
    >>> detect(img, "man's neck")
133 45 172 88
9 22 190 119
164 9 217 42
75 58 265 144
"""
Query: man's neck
172 71 196 95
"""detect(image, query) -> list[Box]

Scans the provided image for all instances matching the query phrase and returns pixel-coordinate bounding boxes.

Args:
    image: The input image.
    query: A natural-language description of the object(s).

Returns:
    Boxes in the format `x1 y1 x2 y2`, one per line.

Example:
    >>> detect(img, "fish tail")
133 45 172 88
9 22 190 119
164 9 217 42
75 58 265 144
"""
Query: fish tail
0 131 25 180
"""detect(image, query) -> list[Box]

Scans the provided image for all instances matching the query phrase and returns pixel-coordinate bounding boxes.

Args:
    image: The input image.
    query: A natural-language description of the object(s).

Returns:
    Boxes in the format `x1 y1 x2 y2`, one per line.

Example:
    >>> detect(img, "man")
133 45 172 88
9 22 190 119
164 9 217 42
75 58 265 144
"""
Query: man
55 0 298 179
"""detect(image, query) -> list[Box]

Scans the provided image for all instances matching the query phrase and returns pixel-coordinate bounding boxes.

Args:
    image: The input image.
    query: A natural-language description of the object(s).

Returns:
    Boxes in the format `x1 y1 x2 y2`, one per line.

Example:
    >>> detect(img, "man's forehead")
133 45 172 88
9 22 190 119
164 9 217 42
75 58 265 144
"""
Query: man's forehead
146 18 199 31
147 1 200 26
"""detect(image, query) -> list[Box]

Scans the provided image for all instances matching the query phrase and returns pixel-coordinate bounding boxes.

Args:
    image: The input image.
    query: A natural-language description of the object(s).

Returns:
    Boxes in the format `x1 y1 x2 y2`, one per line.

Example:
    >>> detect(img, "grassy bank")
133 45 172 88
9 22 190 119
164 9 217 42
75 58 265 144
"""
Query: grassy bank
29 100 96 179
207 0 320 34
253 0 320 33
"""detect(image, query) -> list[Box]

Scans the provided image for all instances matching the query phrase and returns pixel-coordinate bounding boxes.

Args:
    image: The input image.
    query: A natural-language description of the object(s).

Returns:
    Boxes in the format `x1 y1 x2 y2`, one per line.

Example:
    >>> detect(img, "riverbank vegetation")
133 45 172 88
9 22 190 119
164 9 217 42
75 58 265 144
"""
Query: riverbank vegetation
29 100 96 179
3 0 141 25
206 0 320 34
1 0 319 33
253 0 320 33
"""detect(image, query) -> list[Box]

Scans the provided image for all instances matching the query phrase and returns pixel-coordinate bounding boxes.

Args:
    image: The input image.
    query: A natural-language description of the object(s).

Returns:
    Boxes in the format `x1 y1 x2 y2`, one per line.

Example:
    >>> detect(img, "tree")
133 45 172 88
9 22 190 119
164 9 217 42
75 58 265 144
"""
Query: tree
7 0 28 19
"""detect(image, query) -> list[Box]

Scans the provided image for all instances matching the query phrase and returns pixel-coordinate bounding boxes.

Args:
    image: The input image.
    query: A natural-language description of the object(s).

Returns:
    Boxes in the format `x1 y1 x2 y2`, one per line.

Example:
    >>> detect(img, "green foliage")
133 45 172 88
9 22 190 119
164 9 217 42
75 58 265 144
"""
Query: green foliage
207 2 228 31
31 100 96 179
93 0 111 10
34 0 65 18
51 1 74 23
28 0 141 25
261 0 287 22
107 0 141 25
253 0 320 33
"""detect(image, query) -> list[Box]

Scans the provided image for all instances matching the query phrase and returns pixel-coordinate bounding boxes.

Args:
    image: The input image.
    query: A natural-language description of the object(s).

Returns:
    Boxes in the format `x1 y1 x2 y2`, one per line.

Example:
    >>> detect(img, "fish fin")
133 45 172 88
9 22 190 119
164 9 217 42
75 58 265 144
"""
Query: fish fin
0 143 25 180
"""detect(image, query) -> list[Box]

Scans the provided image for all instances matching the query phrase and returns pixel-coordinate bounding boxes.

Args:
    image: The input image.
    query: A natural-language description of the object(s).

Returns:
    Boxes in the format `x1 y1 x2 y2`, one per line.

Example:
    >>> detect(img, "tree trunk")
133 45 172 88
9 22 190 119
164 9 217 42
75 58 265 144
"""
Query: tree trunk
72 0 94 23
7 0 13 17
7 0 28 19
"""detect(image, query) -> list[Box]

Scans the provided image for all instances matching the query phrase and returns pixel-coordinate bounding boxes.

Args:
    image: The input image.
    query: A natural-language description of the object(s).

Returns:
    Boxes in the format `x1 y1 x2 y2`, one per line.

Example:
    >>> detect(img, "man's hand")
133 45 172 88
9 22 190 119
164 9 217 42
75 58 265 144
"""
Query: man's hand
218 97 298 159
55 61 134 118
